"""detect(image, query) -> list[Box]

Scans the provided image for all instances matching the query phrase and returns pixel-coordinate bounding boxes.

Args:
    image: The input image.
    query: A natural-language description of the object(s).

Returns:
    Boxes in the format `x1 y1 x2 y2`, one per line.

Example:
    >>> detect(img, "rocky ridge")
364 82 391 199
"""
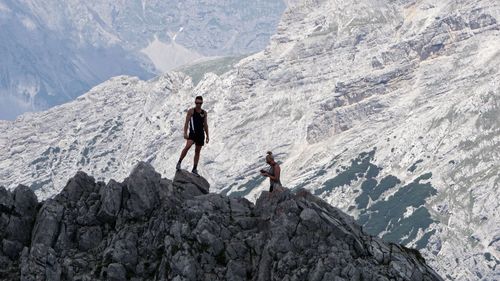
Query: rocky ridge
0 162 442 280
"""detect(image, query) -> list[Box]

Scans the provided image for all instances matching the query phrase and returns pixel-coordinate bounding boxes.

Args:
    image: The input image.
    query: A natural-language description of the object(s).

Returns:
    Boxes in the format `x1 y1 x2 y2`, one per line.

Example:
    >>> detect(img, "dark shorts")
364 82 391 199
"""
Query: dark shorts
270 182 282 192
188 131 205 146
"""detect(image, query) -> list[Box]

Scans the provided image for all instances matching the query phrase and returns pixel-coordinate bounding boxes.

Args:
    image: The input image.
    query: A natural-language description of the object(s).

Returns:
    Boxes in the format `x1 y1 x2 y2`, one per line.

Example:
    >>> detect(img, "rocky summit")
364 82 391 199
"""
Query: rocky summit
0 162 442 281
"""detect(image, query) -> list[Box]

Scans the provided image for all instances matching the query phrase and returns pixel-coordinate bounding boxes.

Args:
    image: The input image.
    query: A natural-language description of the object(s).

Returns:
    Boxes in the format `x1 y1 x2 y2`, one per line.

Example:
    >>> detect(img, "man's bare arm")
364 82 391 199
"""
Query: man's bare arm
274 166 280 181
183 109 192 139
204 112 209 143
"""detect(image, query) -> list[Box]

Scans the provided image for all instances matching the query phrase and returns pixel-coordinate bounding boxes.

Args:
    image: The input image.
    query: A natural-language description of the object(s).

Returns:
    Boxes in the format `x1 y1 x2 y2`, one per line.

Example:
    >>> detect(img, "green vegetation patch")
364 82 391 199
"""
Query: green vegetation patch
229 175 266 198
176 55 248 85
307 148 438 247
358 173 437 244
355 178 377 209
314 148 377 196
30 179 52 191
415 229 436 250
408 159 423 172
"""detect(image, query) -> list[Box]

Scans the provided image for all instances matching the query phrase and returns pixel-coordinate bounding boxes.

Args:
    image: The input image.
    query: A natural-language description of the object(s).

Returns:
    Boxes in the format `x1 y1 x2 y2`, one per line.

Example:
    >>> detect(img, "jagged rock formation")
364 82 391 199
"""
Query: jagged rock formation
0 162 442 281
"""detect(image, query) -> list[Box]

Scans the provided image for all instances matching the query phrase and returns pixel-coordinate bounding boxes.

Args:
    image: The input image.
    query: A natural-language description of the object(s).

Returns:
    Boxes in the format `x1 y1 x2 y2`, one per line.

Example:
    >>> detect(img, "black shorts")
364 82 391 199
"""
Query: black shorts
188 131 205 146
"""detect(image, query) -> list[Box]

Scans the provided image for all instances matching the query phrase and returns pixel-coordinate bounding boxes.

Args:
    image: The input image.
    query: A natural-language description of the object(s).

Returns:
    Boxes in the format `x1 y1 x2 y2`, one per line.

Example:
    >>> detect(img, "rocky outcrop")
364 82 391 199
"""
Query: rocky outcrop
0 185 38 280
0 162 442 280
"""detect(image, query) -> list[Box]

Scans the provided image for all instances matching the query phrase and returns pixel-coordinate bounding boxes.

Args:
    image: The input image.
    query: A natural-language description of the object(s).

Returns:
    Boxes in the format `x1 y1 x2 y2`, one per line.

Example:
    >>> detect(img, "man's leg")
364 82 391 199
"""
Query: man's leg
193 145 202 171
177 140 194 169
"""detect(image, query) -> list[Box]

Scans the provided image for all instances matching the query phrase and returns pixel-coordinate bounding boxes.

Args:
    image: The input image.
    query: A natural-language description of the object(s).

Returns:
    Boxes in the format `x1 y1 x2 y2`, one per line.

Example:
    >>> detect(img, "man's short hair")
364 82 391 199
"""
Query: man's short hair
195 96 203 101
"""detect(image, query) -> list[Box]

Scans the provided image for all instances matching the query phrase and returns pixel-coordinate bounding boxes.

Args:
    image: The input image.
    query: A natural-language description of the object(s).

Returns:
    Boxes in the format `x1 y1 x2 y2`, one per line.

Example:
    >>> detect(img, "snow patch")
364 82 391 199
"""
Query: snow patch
141 35 204 73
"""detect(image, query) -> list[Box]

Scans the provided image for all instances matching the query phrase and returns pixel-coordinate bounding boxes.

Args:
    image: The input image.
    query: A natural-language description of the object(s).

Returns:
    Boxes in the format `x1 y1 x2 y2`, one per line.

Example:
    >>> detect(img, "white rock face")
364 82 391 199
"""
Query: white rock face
141 36 205 73
0 0 286 119
0 0 499 280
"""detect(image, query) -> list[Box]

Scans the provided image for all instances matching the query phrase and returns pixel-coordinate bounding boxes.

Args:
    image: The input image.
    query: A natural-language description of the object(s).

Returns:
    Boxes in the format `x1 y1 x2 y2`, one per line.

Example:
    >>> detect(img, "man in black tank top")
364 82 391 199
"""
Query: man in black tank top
176 96 210 175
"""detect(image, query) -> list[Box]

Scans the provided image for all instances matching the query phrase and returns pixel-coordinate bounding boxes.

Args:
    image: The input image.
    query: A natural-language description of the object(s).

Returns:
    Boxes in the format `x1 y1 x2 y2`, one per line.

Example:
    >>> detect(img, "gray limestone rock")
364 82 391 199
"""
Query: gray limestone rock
106 263 127 281
0 162 443 280
97 180 123 223
173 169 210 196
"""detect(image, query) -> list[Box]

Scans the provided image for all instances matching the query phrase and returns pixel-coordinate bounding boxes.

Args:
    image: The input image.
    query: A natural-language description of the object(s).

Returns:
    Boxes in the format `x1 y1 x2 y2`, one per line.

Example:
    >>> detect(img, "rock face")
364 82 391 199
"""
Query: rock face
0 162 442 280
0 185 38 280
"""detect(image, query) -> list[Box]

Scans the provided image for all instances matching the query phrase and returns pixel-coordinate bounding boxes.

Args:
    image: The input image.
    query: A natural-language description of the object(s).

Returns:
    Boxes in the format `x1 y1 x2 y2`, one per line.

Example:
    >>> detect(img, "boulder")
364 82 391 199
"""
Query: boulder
97 180 123 223
173 170 210 196
0 186 13 212
31 200 64 247
106 263 127 281
2 239 24 260
12 185 38 218
122 162 167 219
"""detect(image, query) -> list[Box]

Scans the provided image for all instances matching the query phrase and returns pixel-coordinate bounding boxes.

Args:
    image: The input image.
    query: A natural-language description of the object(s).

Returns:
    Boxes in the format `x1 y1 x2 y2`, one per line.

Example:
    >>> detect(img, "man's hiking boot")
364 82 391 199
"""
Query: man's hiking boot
176 162 181 170
192 168 199 176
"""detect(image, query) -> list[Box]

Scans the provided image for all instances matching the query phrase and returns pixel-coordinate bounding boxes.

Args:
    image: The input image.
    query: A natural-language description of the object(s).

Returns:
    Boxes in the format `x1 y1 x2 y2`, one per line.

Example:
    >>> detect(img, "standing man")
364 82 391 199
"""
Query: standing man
176 96 209 175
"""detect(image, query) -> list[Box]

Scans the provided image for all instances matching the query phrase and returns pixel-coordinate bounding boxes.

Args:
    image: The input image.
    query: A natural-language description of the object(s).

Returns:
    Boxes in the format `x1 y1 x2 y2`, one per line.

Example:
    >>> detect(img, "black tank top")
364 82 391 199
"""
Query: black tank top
189 109 205 134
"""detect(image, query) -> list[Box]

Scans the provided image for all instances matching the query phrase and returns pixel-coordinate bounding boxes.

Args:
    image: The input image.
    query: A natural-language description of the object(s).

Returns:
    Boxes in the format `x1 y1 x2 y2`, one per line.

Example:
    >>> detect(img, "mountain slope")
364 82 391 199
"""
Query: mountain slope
0 162 442 280
0 0 499 279
0 0 286 119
